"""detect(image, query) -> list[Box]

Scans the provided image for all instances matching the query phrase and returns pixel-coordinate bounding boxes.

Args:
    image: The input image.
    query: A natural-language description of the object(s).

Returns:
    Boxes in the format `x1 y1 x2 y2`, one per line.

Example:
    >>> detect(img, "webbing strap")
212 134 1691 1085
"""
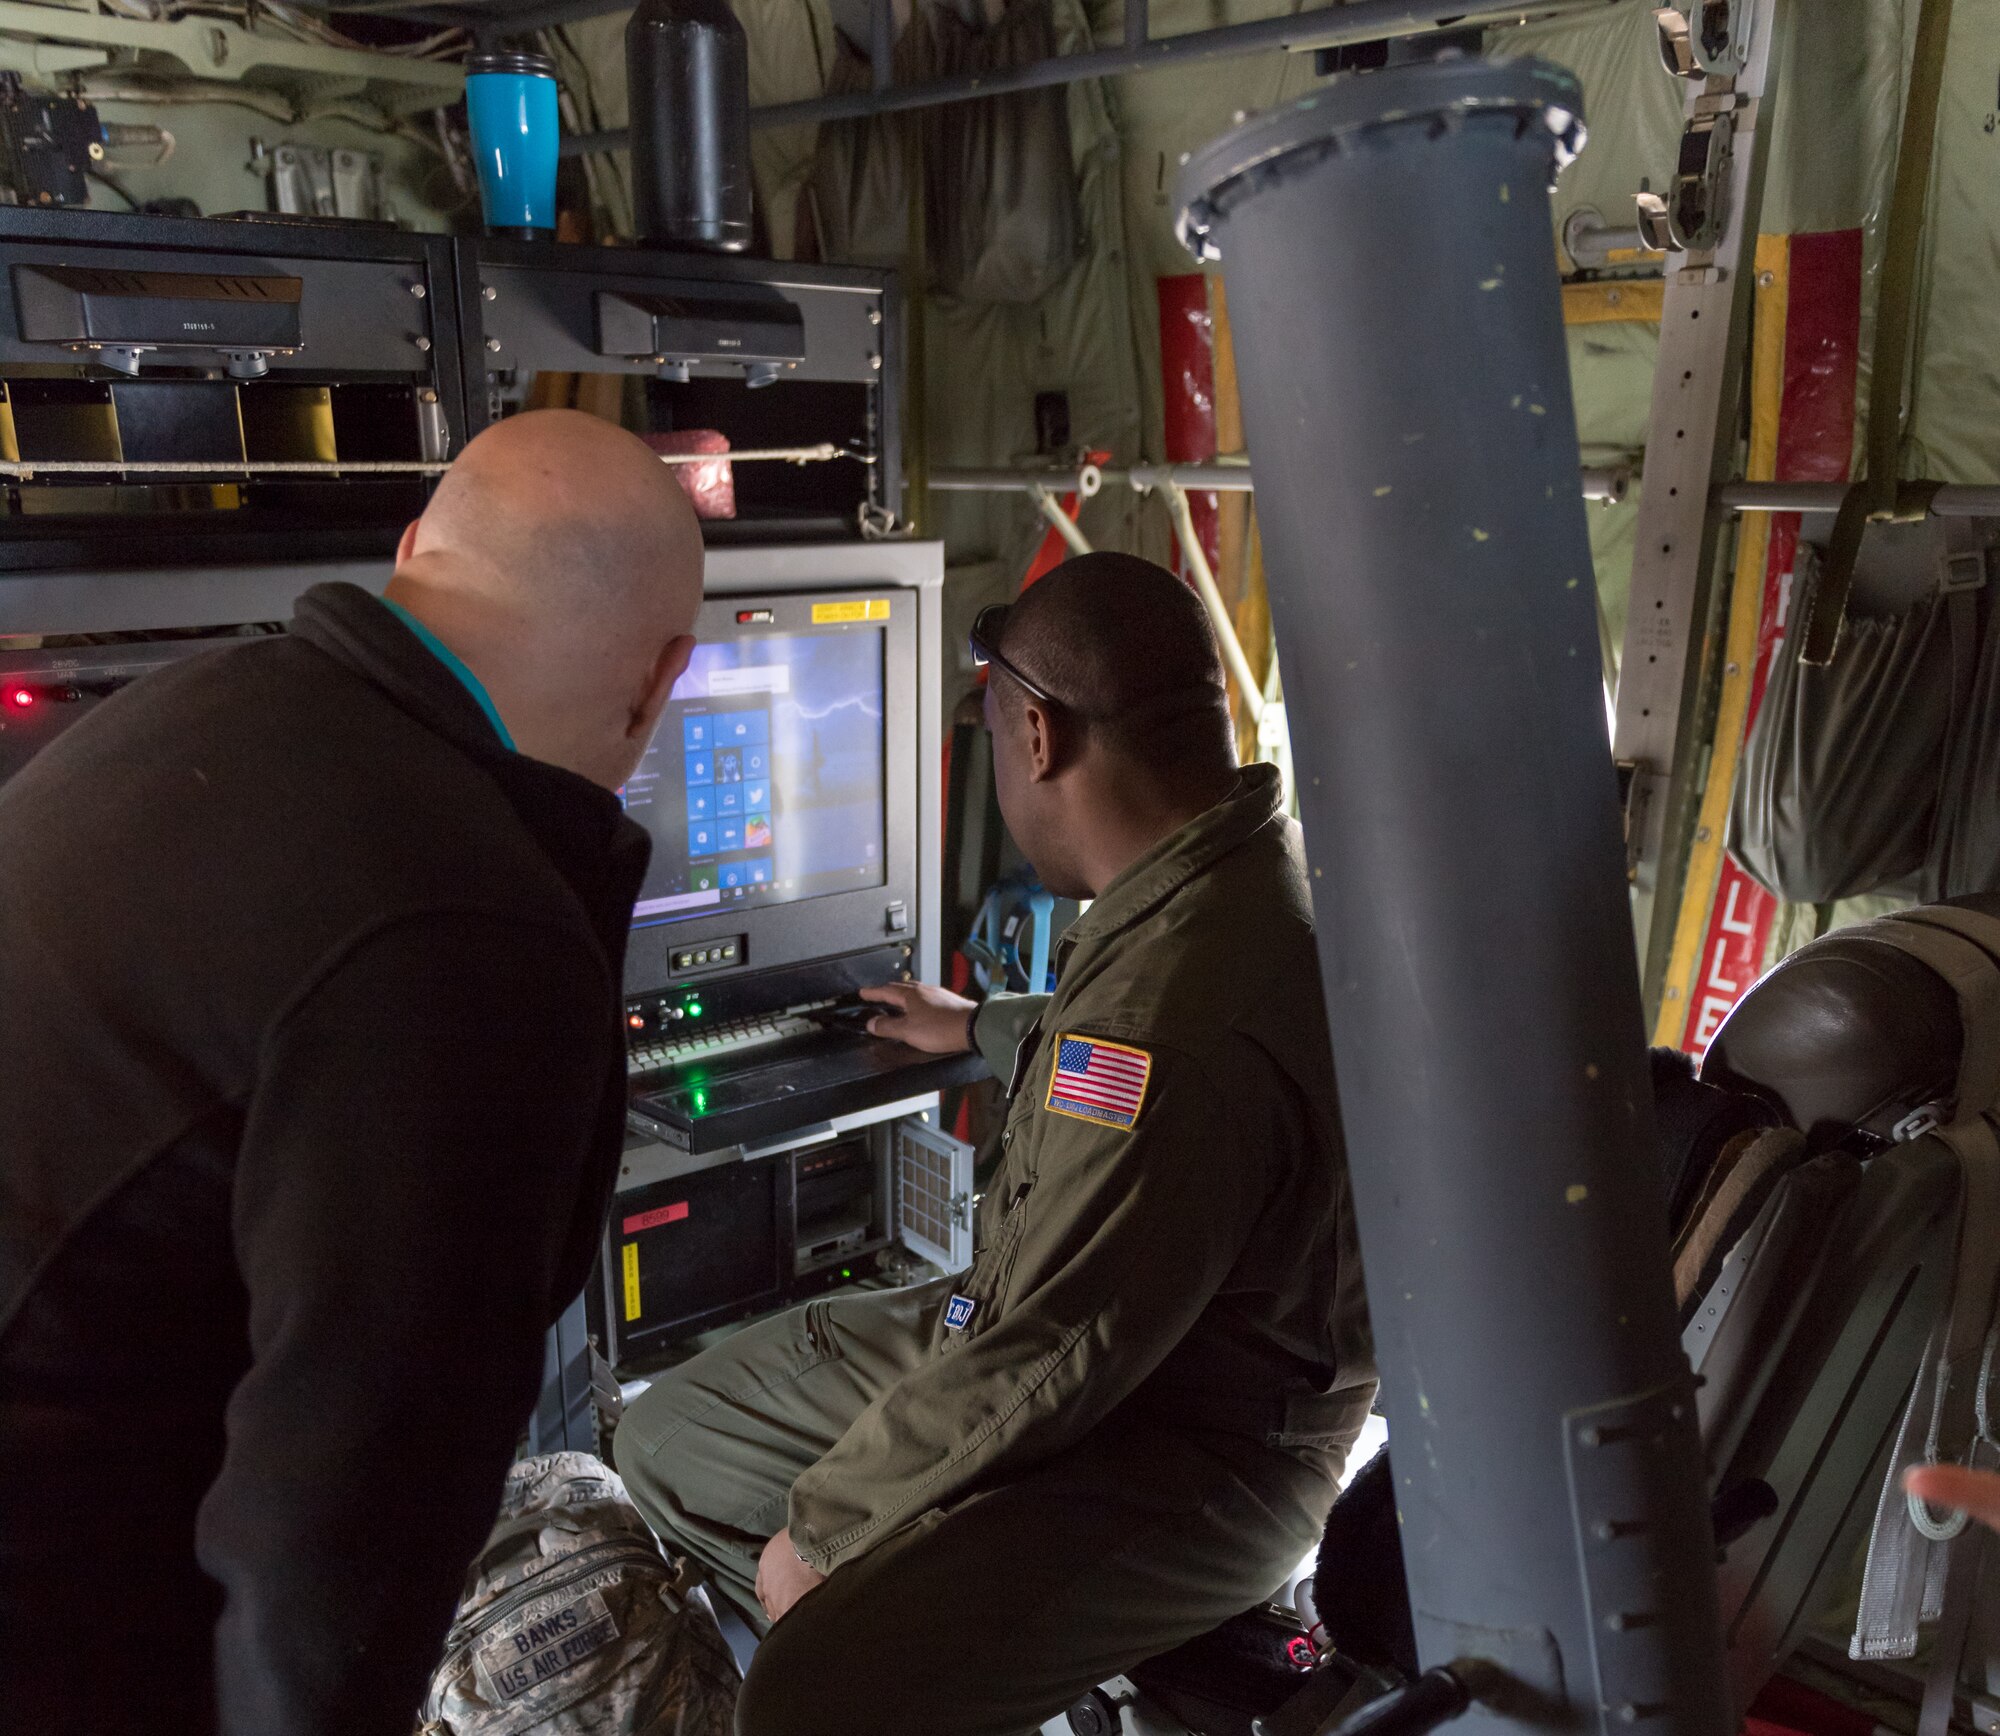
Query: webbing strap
1877 910 2000 1116
1854 1118 2000 1660
1922 1122 2000 1456
1800 0 1958 665
1919 1524 1987 1736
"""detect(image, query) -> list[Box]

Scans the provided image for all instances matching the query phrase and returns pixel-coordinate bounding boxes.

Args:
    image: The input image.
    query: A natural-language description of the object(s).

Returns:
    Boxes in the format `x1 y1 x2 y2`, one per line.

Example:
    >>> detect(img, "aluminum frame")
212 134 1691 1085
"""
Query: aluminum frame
1610 0 1783 1017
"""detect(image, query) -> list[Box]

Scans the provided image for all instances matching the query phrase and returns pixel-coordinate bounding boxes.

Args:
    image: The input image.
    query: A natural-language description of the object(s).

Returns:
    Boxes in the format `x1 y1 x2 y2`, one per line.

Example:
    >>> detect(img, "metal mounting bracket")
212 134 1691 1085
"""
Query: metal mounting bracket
1653 1 1757 81
1637 95 1743 253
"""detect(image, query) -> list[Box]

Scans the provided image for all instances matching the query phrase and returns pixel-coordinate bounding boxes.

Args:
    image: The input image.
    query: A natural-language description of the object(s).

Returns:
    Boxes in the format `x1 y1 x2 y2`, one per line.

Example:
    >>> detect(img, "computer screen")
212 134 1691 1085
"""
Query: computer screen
623 622 886 928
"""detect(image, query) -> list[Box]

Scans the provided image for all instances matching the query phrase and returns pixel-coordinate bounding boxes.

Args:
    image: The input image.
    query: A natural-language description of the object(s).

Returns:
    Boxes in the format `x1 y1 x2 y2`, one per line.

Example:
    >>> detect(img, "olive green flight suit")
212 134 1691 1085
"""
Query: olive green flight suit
614 765 1376 1736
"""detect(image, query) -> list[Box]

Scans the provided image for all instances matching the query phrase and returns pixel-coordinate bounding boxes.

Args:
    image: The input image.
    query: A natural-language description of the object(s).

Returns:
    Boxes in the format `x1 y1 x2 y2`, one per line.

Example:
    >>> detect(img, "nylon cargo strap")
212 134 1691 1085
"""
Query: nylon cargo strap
1850 911 2000 1736
1800 0 1956 666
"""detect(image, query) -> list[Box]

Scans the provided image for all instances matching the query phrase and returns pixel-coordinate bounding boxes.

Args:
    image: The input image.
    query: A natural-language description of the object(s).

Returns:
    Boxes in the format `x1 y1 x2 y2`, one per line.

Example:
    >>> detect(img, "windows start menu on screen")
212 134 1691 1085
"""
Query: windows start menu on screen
680 708 775 892
622 625 888 927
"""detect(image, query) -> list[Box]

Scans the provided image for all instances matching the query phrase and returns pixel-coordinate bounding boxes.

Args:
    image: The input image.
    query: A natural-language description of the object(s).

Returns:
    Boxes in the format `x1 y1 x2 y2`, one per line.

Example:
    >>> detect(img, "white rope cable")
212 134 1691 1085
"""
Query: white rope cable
0 443 860 481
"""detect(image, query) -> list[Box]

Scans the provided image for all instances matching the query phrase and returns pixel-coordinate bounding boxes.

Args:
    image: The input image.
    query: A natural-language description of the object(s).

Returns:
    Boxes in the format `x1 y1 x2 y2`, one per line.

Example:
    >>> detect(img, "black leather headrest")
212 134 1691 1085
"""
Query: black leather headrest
1651 1046 1779 1227
1702 894 2000 1145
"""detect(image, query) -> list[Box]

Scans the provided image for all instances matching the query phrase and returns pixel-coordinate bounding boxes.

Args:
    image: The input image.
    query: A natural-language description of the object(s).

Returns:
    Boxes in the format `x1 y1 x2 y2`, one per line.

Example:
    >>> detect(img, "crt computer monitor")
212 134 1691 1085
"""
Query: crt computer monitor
619 585 919 1018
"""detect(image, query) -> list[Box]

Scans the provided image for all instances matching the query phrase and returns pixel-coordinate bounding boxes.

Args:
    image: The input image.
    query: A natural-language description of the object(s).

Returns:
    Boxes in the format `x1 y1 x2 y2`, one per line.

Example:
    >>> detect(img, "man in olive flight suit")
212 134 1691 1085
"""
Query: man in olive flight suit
614 552 1375 1736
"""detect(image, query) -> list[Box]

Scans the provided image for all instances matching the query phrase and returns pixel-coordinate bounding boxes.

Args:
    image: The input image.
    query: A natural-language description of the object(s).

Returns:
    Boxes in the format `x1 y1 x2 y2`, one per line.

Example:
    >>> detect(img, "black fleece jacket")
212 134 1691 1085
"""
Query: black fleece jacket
0 583 649 1736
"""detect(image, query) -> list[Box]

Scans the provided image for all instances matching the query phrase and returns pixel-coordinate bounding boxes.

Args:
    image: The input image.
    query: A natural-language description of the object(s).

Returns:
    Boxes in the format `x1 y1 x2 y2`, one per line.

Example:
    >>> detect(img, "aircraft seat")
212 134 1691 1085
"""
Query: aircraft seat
1700 897 2000 1735
1119 897 2000 1736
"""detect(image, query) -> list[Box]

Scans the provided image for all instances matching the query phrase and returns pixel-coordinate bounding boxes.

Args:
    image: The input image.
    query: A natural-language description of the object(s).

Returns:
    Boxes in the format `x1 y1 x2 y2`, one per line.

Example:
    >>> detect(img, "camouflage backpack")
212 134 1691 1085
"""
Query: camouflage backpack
419 1453 739 1736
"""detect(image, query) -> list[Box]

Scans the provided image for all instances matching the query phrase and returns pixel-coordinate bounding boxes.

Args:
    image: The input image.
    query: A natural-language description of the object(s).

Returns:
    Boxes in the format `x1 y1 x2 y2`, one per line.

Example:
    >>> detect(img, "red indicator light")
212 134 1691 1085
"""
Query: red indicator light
6 688 33 710
627 1012 646 1030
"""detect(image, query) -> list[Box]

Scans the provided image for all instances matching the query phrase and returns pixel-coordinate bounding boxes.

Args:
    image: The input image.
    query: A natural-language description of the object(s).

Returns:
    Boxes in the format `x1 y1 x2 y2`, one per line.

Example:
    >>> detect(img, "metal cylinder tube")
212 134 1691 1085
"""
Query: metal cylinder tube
1178 61 1728 1736
625 0 754 252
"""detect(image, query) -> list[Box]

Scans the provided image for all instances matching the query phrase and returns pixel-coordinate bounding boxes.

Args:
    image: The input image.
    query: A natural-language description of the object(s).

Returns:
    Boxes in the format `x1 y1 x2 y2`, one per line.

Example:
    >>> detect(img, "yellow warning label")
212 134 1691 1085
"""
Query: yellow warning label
621 1242 642 1321
811 598 891 624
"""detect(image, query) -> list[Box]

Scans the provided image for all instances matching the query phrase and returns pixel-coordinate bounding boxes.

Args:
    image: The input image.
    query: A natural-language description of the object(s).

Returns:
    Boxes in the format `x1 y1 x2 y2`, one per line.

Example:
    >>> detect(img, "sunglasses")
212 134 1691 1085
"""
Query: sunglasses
968 604 1064 710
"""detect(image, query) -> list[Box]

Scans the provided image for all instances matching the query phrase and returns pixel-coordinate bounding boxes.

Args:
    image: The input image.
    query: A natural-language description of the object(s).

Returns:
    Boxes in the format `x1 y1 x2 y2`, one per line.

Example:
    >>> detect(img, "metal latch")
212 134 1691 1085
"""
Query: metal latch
1892 1102 1949 1144
1637 97 1739 254
1653 2 1755 80
1941 549 1992 595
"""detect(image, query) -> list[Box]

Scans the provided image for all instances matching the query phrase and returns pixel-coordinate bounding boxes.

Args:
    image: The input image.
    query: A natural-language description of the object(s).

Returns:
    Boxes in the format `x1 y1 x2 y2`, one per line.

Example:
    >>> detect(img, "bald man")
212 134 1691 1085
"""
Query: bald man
0 411 703 1736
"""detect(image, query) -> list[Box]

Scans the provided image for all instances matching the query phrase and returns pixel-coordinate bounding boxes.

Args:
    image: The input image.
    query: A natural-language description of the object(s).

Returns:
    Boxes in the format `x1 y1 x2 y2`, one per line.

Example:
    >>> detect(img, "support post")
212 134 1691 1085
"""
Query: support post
1178 61 1728 1735
1161 480 1266 727
1028 483 1094 557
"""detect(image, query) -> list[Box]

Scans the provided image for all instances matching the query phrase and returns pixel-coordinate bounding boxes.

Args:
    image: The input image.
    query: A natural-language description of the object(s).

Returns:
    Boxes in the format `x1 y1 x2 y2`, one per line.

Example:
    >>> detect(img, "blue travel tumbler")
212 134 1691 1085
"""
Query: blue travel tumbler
464 50 560 238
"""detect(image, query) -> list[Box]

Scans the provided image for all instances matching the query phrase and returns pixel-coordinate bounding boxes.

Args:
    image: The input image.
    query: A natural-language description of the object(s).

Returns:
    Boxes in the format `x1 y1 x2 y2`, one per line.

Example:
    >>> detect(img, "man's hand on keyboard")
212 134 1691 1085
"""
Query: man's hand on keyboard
859 981 977 1053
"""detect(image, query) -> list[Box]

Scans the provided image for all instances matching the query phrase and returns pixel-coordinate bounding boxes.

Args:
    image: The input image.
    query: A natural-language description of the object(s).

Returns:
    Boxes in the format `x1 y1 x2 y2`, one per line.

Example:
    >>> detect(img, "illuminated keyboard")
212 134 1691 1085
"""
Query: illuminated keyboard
627 1009 827 1076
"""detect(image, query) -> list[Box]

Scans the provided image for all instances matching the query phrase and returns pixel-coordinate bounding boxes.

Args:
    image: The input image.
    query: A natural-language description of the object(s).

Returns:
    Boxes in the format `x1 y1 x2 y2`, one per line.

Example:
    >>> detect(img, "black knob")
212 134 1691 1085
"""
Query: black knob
1066 1687 1122 1736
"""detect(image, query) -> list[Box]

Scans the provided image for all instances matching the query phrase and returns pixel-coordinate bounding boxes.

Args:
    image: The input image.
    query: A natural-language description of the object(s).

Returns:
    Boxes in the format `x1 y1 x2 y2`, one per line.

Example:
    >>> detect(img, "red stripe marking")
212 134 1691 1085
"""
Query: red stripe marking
1058 1063 1146 1086
623 1201 689 1235
1679 228 1861 1057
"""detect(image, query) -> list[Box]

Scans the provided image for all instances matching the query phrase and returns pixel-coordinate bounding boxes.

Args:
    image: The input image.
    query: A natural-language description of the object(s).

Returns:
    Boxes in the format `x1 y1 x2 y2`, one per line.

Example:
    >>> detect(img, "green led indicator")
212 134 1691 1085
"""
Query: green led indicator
688 1001 704 1018
840 1267 852 1279
692 1088 708 1115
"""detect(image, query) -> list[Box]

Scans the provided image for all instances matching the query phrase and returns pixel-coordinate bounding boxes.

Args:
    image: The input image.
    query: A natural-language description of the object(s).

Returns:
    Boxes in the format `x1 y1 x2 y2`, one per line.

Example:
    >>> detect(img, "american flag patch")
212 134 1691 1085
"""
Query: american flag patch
1045 1034 1152 1129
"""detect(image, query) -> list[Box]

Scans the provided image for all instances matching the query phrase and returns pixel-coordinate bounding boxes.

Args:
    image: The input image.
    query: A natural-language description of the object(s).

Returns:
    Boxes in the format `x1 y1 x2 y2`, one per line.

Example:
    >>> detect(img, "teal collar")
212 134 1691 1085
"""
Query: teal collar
380 598 516 752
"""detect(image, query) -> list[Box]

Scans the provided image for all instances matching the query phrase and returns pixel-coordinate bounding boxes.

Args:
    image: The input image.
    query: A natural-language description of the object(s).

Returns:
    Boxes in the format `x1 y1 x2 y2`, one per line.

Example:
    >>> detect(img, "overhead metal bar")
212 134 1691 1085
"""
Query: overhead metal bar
556 0 1620 155
937 466 2000 515
1610 0 1783 1019
931 461 1252 494
1717 481 2000 516
930 461 1635 501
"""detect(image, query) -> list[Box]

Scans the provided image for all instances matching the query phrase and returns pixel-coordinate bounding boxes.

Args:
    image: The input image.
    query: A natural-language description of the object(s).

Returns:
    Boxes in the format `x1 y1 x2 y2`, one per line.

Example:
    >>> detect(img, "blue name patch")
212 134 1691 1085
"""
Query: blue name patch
944 1294 977 1331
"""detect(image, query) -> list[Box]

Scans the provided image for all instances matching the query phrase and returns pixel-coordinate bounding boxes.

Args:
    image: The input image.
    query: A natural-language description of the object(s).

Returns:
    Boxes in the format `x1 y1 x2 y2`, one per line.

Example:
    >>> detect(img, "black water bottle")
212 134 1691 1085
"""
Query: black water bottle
626 0 753 252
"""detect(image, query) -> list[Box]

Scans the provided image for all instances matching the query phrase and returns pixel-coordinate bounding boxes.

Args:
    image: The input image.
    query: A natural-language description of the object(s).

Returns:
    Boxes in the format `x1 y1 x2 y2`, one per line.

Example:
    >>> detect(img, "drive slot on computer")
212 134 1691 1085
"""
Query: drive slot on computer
792 1136 884 1274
